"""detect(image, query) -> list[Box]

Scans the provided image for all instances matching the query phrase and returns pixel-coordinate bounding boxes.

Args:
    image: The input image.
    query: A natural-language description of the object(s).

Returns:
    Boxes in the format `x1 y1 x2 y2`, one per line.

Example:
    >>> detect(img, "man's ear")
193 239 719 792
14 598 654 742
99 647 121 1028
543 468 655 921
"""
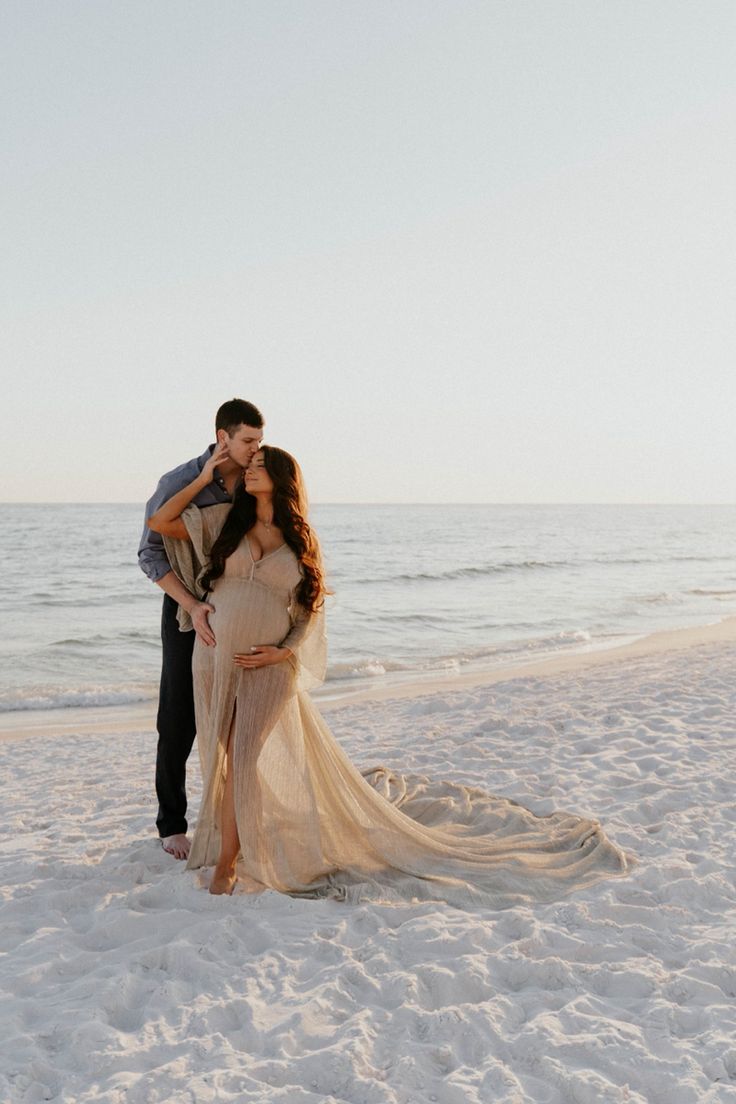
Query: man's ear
216 428 228 445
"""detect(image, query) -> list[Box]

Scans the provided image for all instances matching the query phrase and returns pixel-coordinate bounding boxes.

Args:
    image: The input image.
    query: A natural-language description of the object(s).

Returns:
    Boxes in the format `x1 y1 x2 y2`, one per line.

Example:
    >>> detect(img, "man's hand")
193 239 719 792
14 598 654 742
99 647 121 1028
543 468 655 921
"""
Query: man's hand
233 645 291 669
191 601 216 646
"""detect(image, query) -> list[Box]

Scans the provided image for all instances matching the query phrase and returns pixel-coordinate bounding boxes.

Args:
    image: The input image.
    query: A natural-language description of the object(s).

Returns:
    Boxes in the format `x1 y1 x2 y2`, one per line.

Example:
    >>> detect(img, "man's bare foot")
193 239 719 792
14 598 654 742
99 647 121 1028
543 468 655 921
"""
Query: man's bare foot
161 833 190 860
209 864 237 895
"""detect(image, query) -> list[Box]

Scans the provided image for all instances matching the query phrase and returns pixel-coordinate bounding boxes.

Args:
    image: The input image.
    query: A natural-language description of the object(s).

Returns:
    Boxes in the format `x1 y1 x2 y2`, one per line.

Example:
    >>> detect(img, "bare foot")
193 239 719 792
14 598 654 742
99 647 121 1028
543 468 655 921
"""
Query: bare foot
161 833 190 860
209 864 237 895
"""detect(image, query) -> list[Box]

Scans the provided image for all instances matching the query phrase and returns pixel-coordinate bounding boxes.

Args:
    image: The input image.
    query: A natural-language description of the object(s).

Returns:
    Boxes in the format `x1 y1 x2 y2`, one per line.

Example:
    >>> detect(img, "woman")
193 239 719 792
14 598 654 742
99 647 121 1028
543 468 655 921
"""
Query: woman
148 446 629 906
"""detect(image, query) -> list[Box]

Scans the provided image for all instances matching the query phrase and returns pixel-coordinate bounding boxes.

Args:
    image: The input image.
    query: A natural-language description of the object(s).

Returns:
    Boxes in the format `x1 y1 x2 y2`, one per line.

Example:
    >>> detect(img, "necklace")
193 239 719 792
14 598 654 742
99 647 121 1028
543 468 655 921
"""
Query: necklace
257 513 273 531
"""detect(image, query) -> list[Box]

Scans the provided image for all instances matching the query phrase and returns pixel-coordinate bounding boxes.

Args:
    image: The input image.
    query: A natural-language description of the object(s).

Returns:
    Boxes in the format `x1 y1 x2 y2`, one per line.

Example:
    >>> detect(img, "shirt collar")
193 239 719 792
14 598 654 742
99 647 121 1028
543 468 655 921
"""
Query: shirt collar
197 444 215 466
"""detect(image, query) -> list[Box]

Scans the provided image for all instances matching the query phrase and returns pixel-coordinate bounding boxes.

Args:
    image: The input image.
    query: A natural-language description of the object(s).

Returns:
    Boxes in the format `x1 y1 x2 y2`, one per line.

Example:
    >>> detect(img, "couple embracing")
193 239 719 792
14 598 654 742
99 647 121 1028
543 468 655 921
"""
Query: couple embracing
139 398 628 907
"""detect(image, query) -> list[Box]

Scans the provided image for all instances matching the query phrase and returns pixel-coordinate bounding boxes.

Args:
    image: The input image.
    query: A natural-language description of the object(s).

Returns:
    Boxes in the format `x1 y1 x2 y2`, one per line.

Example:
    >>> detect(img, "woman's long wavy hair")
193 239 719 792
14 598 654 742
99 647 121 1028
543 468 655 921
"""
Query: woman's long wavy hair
200 446 327 612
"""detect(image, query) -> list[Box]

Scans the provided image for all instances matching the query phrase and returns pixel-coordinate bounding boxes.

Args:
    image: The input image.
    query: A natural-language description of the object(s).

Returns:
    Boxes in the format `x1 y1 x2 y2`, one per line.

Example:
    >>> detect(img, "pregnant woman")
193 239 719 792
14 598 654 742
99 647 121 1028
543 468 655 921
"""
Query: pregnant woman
148 445 628 907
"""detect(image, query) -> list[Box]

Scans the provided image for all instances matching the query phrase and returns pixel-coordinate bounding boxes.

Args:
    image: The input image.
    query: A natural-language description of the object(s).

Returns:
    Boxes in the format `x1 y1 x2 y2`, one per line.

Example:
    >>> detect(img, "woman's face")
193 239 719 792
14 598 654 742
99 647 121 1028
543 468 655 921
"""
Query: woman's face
244 450 274 495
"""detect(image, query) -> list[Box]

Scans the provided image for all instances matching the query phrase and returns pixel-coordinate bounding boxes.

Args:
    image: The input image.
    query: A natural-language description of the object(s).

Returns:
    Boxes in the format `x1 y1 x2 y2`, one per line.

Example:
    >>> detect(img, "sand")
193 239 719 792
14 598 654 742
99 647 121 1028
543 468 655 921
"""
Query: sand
2 626 736 1103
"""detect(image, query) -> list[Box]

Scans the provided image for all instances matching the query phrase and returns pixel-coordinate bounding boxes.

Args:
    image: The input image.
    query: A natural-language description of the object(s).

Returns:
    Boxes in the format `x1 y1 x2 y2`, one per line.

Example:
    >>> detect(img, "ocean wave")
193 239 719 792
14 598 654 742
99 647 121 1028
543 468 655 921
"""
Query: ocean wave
325 628 596 684
689 588 736 597
370 612 452 626
347 551 733 588
47 631 159 649
370 560 571 585
455 628 594 661
36 597 142 609
595 554 730 566
327 658 410 680
637 592 681 605
0 685 157 713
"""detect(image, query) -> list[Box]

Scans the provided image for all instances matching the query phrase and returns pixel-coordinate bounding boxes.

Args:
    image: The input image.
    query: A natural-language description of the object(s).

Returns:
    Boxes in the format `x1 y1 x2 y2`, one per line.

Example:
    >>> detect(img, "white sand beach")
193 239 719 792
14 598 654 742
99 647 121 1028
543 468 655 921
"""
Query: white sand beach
2 624 736 1103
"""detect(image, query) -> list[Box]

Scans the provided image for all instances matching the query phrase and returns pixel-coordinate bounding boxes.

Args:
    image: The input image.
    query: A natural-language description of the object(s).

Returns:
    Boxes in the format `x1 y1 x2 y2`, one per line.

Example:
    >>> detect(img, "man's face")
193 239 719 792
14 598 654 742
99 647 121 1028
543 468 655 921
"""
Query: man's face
218 423 263 468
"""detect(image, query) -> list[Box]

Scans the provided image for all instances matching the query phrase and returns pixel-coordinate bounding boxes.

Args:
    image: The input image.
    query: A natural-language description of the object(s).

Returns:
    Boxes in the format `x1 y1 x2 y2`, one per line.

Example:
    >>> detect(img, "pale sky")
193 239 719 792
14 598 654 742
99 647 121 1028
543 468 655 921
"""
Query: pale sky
2 0 734 503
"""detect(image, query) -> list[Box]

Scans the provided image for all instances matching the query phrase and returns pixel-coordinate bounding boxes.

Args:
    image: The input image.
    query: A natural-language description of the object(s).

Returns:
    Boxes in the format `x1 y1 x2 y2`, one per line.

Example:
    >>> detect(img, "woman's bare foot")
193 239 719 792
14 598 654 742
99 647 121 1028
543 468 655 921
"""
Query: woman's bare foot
161 833 190 860
209 864 237 895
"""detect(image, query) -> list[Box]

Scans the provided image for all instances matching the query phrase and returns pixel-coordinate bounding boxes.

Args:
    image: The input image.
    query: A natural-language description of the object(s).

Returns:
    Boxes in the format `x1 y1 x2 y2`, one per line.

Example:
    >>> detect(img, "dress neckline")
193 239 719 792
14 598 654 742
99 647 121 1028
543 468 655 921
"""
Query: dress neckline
245 538 287 564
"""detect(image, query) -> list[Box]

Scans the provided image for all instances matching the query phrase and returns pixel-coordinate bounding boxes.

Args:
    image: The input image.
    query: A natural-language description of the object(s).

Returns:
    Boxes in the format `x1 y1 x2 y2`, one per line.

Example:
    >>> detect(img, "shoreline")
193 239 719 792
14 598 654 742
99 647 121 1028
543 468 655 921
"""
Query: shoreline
2 614 735 743
331 613 736 705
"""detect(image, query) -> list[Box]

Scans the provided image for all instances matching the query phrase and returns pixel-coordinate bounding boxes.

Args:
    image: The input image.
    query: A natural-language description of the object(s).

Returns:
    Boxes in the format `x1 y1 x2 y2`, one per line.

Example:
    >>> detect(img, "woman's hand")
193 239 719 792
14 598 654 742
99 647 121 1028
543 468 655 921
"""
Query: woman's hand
147 440 231 536
233 645 292 669
201 440 230 484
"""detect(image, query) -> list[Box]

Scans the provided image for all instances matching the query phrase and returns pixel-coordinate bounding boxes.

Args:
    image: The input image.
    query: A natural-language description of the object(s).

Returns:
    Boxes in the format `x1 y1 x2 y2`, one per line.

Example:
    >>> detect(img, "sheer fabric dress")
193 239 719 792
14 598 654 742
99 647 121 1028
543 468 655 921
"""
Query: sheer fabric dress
165 505 629 909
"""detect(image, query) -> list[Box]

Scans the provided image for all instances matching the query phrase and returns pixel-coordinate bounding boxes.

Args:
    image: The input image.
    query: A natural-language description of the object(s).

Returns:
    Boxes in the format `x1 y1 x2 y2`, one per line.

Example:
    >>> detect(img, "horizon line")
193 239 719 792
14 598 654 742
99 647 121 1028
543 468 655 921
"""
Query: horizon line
2 501 735 508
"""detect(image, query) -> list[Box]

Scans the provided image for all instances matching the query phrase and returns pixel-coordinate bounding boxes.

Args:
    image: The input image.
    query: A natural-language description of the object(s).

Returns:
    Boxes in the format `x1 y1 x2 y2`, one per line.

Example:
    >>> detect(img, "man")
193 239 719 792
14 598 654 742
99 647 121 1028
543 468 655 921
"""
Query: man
138 398 264 859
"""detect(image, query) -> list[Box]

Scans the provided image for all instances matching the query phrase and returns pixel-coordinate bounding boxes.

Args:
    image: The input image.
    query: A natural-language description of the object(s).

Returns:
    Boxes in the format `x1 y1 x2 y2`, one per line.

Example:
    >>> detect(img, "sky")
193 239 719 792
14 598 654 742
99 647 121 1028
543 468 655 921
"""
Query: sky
1 0 734 503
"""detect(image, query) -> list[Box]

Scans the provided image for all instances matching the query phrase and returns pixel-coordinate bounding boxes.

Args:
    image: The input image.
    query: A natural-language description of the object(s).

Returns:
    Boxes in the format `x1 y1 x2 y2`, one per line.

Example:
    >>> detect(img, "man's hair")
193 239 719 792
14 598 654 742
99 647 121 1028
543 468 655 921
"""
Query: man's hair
215 398 264 434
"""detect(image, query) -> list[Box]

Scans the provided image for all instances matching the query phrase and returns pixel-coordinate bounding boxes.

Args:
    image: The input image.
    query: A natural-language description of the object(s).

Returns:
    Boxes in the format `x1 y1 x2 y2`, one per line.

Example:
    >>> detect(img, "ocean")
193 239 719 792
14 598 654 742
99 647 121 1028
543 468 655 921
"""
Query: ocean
2 503 735 713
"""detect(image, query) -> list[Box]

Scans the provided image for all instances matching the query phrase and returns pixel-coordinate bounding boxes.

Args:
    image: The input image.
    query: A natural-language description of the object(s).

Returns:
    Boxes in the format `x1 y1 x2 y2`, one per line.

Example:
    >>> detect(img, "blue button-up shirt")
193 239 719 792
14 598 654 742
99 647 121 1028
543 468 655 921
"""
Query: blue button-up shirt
138 445 233 583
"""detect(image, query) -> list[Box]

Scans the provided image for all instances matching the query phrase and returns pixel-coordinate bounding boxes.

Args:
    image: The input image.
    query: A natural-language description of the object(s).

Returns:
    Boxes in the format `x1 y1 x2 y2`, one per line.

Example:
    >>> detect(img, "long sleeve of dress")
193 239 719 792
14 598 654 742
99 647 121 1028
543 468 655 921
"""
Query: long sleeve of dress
281 599 327 692
161 502 231 631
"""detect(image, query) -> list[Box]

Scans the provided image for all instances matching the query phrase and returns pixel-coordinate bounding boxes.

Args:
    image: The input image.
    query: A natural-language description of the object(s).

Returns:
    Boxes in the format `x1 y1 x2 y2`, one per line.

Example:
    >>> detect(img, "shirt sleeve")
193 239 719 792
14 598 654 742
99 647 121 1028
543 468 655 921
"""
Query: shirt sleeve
137 452 223 584
138 476 176 583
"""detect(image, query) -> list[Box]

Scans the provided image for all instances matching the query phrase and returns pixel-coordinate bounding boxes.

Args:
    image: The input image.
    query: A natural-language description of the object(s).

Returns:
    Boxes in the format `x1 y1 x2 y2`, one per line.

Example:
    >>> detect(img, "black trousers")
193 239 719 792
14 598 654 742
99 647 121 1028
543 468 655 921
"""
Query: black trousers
155 594 196 837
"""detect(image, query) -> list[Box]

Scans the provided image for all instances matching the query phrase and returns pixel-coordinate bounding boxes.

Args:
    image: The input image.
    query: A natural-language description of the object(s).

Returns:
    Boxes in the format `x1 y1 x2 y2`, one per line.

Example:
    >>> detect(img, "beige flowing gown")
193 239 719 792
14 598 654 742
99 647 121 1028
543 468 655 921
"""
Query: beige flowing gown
165 505 629 909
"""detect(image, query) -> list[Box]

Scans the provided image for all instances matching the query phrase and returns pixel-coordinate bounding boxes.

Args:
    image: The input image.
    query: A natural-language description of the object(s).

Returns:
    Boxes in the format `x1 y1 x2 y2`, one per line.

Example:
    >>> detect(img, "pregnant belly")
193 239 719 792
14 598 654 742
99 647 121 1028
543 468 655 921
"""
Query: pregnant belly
204 578 292 654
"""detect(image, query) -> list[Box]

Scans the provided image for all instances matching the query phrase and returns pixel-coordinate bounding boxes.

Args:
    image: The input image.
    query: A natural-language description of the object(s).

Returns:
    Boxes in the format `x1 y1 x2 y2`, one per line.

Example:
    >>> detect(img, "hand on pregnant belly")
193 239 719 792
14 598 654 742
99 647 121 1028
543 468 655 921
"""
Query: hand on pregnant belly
191 601 216 646
234 645 293 669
